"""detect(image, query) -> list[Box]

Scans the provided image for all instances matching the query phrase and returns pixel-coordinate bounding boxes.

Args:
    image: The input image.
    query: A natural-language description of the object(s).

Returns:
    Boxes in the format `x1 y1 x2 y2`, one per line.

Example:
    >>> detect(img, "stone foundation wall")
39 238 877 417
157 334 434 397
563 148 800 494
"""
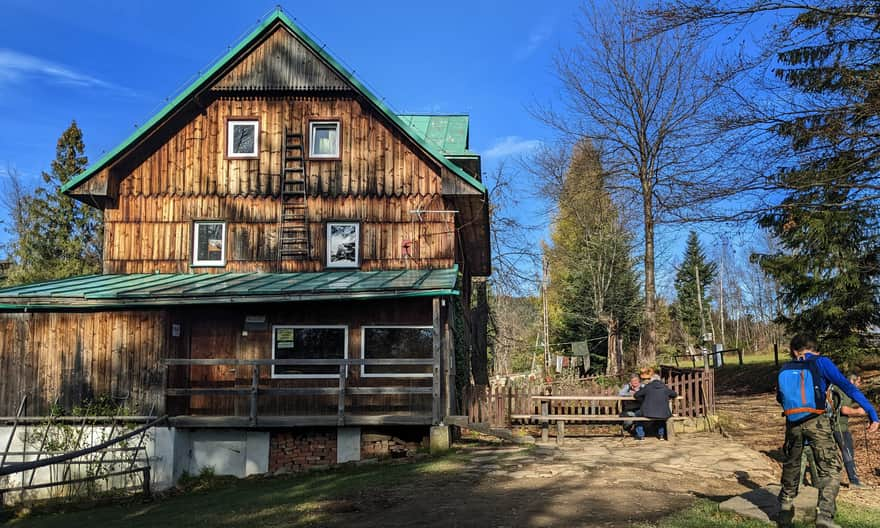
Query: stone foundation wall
269 430 337 473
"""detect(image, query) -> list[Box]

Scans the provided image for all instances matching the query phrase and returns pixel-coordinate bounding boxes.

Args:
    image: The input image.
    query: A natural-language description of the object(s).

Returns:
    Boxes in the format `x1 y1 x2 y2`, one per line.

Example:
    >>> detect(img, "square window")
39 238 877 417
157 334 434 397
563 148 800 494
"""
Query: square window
272 326 348 378
326 222 359 268
361 326 433 378
227 120 259 157
309 121 340 158
192 221 226 266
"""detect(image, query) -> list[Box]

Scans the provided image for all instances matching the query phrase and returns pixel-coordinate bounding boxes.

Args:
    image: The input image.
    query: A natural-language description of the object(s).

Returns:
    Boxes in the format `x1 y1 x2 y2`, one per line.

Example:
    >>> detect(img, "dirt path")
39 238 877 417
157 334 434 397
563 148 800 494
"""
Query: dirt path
717 392 880 509
318 433 777 527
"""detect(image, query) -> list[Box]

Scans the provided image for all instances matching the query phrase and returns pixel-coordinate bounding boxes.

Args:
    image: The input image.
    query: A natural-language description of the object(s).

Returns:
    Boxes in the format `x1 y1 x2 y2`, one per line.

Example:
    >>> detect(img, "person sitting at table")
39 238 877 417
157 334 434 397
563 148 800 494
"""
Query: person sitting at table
619 374 642 437
634 373 677 440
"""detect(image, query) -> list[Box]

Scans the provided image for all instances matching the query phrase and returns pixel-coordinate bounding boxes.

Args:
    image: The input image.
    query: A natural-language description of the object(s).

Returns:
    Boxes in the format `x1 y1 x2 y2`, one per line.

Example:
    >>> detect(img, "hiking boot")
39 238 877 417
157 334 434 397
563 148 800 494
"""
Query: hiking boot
816 517 842 528
776 501 794 528
849 481 865 489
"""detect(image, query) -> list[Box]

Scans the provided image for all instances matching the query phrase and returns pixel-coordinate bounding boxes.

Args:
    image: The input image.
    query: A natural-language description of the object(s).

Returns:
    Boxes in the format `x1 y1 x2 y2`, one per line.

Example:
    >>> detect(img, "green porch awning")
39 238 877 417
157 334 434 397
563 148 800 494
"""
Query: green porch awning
0 267 458 310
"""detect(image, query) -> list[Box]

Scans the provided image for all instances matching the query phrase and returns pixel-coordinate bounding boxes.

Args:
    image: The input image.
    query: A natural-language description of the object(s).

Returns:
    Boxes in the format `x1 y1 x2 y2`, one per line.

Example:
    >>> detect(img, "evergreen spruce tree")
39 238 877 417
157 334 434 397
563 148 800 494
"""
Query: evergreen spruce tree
546 142 642 374
752 6 880 362
672 231 717 344
7 121 102 284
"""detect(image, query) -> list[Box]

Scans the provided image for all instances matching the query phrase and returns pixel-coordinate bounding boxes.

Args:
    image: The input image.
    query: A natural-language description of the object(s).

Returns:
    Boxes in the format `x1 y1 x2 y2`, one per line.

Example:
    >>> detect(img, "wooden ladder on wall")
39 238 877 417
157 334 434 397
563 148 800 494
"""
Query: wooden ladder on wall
279 128 310 260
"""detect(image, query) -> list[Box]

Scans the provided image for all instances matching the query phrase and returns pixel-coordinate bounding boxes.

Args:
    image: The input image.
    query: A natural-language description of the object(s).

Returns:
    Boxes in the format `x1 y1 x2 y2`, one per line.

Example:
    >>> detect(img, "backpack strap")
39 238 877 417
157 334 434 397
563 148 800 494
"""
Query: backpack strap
804 357 829 412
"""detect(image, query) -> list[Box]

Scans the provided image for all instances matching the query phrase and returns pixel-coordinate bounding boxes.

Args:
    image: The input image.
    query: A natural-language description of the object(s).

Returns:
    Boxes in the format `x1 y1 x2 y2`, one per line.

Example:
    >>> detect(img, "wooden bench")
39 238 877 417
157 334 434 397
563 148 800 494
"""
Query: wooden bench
510 395 683 444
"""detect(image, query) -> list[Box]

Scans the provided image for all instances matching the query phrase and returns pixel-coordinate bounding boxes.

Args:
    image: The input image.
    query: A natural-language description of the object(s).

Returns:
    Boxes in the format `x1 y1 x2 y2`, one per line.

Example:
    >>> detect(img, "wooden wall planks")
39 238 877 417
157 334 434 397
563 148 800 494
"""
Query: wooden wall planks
0 311 169 416
103 97 457 273
0 299 439 418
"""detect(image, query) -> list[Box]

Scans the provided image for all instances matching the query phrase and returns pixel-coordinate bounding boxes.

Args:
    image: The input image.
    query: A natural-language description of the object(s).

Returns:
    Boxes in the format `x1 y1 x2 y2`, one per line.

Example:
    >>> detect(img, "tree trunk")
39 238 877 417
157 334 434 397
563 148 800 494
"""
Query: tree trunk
470 278 490 385
641 183 657 365
604 318 622 376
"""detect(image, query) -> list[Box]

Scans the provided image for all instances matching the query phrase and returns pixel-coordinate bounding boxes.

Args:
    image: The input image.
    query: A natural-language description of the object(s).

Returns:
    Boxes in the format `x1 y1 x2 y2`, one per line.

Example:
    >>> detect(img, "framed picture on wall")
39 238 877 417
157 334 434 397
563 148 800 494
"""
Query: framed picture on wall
326 222 360 268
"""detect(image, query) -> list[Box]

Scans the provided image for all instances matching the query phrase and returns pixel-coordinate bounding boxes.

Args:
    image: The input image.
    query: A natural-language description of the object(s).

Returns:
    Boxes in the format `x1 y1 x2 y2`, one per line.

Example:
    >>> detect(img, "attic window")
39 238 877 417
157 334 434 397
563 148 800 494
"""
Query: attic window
192 221 226 267
309 121 340 159
227 119 259 158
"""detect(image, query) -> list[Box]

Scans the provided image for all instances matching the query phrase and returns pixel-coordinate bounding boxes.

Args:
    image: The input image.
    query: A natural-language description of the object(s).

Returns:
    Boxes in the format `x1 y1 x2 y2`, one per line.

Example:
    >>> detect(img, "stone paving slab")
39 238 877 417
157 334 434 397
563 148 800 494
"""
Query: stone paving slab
720 483 818 524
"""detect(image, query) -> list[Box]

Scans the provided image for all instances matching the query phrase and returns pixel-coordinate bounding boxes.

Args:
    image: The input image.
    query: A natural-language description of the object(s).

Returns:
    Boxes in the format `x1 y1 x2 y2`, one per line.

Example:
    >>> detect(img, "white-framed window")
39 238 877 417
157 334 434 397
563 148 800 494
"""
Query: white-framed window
309 121 340 158
192 221 226 267
361 326 433 378
326 222 360 268
272 325 348 379
227 119 259 158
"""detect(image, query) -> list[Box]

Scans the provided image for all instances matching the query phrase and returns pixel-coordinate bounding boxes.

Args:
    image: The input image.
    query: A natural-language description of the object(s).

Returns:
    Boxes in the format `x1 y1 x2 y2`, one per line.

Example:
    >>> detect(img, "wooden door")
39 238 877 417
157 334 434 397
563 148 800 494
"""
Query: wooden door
189 312 239 415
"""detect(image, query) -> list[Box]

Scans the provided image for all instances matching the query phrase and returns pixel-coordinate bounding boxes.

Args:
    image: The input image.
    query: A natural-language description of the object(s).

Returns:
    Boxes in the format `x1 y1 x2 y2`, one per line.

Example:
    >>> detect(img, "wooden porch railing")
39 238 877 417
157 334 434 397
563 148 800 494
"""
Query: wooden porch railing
162 358 441 426
461 367 715 427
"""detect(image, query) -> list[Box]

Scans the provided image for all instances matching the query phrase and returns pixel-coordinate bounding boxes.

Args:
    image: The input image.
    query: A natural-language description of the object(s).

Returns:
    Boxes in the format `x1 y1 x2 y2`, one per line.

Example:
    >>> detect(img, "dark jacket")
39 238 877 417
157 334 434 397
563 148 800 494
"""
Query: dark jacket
634 380 677 419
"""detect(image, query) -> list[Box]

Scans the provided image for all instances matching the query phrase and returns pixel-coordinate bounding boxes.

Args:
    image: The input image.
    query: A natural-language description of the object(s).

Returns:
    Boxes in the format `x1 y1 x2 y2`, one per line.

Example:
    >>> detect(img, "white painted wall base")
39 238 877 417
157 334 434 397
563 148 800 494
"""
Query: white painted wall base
336 427 361 463
0 424 379 505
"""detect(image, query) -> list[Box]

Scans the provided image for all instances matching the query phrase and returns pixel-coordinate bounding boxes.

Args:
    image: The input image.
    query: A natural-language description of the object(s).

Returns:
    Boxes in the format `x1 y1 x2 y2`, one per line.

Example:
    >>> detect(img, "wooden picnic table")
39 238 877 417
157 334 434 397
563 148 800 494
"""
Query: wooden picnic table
510 395 683 444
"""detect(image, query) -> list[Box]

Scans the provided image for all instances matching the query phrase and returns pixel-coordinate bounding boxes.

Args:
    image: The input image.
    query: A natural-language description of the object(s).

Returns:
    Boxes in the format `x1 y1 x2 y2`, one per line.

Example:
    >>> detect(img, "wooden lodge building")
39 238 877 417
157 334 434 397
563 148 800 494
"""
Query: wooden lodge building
0 12 489 476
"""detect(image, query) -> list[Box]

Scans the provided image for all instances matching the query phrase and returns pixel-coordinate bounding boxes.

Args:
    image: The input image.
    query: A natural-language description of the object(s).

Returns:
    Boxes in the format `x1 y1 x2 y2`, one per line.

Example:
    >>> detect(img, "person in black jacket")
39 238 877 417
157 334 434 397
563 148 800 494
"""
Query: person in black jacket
634 374 677 440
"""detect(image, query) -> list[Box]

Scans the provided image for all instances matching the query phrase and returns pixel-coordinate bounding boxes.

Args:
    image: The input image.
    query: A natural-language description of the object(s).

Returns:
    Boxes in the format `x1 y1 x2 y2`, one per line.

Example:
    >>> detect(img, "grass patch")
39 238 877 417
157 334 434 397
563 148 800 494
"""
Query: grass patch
6 455 466 528
635 499 880 528
714 359 779 395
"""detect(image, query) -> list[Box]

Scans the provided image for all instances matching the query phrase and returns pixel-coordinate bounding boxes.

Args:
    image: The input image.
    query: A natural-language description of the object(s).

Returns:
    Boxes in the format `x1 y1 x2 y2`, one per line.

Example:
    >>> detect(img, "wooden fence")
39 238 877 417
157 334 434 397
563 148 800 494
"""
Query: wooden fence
461 367 715 427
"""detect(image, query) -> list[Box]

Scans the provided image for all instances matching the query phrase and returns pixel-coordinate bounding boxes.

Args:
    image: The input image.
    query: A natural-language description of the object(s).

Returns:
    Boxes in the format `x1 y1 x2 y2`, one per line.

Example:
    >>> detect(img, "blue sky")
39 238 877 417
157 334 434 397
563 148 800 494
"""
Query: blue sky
0 0 767 299
0 0 578 186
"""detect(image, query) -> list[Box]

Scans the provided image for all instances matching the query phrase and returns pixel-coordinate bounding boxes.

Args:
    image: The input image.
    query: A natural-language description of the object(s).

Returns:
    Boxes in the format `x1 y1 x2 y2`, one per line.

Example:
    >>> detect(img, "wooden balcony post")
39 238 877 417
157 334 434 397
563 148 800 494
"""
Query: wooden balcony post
338 362 346 426
444 299 455 417
249 365 259 426
432 297 442 425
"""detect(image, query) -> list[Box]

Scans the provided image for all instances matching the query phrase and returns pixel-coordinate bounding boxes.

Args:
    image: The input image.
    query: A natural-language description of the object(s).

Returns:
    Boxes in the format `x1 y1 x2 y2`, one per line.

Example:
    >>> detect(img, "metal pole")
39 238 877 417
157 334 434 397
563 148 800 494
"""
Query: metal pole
1 396 27 468
541 255 551 376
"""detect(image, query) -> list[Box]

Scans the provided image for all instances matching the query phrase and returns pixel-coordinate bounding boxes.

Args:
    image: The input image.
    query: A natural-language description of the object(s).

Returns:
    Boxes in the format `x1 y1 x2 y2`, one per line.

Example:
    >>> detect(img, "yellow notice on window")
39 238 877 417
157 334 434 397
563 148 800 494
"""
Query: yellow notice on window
276 328 295 349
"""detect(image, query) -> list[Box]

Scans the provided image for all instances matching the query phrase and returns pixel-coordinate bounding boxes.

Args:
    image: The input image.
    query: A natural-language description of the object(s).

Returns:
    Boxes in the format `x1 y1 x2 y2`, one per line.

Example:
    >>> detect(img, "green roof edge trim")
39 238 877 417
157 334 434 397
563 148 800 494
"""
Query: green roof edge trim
0 289 460 311
62 11 485 195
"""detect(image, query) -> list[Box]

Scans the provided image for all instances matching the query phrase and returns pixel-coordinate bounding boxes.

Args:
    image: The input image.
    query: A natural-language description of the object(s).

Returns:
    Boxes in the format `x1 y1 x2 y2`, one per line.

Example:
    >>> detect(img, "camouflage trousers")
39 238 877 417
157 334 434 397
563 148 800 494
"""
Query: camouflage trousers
780 414 843 520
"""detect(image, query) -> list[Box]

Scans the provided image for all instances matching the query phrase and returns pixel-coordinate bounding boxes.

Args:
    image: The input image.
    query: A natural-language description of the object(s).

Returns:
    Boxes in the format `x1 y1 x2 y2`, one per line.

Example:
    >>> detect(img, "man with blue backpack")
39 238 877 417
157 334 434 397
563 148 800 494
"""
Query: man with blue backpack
776 334 879 528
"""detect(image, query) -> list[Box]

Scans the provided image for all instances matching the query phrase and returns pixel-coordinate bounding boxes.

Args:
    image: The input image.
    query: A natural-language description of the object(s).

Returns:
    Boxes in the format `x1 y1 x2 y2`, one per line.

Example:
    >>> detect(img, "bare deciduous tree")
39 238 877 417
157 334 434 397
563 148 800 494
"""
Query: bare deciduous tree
539 0 739 363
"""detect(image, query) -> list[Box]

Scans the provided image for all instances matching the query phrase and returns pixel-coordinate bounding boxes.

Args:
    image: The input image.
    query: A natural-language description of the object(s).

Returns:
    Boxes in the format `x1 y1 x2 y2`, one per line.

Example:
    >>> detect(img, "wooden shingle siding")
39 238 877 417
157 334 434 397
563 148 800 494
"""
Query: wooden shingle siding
119 98 443 198
213 26 350 92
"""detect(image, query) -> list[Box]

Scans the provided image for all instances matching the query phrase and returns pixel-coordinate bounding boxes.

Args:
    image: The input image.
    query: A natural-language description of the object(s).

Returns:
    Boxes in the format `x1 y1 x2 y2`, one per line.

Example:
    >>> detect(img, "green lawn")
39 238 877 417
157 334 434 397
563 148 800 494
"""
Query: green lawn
637 499 880 528
5 457 467 528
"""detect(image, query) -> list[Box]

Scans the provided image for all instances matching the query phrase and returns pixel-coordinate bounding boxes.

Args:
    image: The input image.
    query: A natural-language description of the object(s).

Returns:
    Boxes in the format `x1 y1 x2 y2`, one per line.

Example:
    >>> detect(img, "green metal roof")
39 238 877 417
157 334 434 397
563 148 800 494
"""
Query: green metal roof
0 267 459 310
61 11 485 196
397 115 476 157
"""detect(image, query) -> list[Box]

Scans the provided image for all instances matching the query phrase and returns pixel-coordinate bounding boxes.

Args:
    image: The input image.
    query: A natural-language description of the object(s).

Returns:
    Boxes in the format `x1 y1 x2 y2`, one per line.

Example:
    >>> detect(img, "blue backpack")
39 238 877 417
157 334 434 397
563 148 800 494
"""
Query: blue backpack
778 358 827 424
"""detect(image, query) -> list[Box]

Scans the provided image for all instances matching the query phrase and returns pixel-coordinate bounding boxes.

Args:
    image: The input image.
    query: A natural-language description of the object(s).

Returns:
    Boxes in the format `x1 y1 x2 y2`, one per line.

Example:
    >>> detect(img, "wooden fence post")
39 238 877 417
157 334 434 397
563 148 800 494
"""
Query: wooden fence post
541 399 549 443
142 467 151 500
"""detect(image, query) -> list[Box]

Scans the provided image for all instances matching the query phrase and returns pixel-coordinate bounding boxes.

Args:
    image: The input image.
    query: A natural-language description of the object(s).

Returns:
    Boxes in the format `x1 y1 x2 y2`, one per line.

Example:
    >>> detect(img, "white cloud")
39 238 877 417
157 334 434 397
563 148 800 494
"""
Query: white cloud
485 136 542 158
0 49 122 91
514 20 554 61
